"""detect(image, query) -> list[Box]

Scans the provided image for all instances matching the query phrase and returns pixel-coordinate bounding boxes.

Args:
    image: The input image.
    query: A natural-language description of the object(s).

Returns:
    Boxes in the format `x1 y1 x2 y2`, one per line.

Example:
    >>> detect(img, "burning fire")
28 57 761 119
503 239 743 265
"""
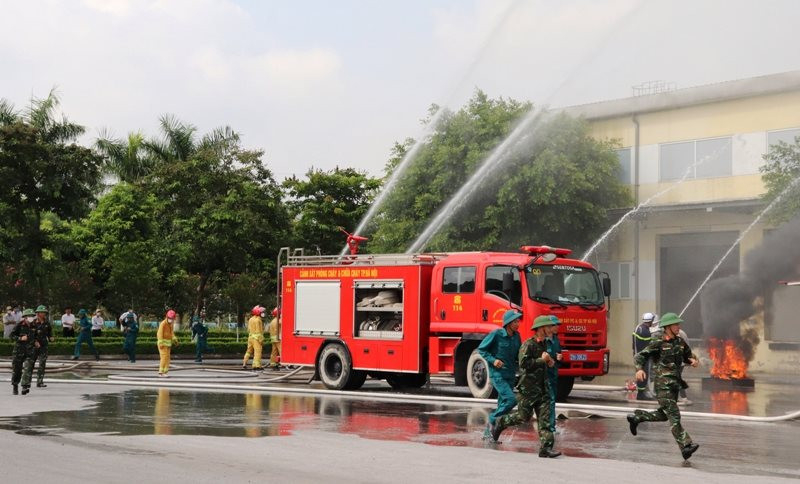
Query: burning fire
710 390 749 415
707 338 749 379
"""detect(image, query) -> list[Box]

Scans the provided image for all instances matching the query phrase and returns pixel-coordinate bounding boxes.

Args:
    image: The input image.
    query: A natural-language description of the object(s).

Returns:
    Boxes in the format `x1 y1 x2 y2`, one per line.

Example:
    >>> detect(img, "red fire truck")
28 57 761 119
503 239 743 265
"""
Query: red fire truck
278 245 612 400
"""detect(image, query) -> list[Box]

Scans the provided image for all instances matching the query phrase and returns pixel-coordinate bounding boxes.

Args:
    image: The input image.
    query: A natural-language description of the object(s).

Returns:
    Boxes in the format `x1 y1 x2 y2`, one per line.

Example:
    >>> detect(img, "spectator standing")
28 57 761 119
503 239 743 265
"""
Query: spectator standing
3 306 17 339
61 307 76 337
119 308 138 329
91 309 104 337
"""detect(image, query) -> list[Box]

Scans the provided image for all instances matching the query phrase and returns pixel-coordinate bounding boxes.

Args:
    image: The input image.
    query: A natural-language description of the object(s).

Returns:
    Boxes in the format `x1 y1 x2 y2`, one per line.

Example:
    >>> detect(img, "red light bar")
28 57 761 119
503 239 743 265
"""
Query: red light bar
520 245 572 257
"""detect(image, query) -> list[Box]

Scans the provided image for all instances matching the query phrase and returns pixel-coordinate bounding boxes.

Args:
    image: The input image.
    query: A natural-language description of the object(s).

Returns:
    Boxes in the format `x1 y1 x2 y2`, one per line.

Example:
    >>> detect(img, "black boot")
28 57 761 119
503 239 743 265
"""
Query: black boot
36 382 47 388
489 420 503 442
539 448 562 458
681 443 699 460
21 386 30 395
12 384 18 395
636 391 654 401
95 354 100 361
626 414 638 436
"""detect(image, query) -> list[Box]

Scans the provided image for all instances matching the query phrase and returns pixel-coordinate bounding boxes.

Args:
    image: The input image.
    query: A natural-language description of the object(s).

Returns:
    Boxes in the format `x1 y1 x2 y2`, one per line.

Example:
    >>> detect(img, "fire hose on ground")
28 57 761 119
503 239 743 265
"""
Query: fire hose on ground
3 369 796 423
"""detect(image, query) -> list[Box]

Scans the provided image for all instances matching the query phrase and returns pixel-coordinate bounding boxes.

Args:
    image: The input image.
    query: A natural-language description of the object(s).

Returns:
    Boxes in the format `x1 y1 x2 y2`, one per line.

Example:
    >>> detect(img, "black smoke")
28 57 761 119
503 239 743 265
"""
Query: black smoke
700 216 800 360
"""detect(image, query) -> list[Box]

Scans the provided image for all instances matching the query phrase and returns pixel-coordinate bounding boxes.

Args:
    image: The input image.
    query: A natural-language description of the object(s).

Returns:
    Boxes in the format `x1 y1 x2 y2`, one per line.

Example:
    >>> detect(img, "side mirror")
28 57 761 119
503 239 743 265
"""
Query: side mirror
502 272 514 293
602 276 612 297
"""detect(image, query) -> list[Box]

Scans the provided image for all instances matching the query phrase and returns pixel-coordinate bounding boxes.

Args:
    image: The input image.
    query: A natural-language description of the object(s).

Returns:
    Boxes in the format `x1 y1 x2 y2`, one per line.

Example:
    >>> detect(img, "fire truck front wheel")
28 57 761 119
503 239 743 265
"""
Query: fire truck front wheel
466 350 497 399
318 344 361 390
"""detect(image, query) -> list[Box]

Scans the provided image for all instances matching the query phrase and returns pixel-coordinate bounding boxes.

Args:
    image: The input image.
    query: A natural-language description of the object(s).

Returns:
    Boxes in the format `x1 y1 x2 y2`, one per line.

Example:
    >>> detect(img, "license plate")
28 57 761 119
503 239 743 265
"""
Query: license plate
569 353 587 361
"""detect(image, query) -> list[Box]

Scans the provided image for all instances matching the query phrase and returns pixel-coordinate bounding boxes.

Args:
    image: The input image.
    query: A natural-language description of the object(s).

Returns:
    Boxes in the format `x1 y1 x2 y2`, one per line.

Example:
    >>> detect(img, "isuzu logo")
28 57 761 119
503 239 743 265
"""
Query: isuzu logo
566 325 586 332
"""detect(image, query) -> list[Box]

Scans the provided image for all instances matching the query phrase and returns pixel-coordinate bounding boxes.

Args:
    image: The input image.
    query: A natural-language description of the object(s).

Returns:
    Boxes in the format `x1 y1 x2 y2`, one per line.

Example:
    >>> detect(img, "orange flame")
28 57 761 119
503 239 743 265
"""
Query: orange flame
709 390 749 415
708 338 749 379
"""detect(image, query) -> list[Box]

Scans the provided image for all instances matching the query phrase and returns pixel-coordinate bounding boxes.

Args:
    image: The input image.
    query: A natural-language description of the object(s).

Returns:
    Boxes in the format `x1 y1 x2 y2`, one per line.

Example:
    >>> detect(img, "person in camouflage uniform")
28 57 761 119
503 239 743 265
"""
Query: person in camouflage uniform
627 312 700 460
10 308 36 395
28 305 53 388
489 315 561 458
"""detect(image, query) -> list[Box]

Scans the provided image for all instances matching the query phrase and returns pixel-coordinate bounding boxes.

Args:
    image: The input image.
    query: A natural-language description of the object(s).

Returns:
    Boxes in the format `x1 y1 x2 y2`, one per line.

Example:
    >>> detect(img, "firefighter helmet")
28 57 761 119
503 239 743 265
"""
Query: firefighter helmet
642 312 655 323
251 305 263 316
166 309 177 319
271 307 278 317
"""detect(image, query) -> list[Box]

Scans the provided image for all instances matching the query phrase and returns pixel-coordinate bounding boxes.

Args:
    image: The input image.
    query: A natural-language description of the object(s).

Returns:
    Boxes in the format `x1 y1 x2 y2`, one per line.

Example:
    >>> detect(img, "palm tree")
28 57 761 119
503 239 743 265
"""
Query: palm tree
144 114 240 163
95 131 155 184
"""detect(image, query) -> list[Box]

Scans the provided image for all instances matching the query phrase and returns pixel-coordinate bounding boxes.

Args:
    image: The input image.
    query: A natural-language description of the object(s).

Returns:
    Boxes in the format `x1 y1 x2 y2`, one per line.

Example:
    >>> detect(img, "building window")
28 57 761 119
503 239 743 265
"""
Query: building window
442 266 476 293
615 148 631 184
659 137 732 181
597 261 631 299
768 128 800 152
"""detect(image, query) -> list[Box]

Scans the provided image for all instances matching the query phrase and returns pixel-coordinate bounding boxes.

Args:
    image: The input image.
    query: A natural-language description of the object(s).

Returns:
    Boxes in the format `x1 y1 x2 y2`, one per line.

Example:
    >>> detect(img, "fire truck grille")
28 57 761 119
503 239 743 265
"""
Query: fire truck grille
561 331 603 350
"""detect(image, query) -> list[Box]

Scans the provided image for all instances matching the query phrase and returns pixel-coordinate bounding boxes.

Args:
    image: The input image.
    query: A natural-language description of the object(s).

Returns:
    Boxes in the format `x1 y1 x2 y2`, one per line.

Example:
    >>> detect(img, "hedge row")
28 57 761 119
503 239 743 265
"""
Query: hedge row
0 340 271 357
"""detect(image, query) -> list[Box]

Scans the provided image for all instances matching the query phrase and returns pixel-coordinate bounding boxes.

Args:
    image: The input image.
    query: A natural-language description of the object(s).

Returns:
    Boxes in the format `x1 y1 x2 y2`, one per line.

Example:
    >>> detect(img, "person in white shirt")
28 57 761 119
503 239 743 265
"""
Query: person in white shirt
119 309 137 330
91 309 105 337
3 306 16 339
61 307 76 337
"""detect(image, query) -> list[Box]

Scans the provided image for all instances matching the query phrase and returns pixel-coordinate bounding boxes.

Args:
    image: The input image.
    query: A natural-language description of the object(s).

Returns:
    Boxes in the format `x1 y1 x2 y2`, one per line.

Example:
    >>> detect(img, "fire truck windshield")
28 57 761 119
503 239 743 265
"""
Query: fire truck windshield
525 264 604 306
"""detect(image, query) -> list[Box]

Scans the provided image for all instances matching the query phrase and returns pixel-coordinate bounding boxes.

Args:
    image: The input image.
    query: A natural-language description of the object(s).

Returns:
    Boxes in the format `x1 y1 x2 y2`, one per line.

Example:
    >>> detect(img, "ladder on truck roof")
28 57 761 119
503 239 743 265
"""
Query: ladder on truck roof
275 248 445 312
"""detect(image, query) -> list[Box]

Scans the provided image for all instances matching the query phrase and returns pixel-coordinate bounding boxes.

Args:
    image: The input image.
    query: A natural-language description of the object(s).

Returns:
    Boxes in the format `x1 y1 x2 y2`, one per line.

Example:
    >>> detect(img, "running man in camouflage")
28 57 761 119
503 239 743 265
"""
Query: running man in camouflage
489 315 561 458
627 312 700 460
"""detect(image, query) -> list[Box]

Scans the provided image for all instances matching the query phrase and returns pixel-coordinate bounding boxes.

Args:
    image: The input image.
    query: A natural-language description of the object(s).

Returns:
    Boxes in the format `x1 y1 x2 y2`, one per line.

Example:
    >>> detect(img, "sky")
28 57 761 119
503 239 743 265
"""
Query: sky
2 0 799 180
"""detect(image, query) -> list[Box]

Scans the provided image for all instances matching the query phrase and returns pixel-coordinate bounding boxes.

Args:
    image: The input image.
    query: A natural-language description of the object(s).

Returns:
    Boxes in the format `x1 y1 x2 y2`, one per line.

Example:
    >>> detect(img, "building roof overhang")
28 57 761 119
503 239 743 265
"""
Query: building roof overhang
562 71 800 121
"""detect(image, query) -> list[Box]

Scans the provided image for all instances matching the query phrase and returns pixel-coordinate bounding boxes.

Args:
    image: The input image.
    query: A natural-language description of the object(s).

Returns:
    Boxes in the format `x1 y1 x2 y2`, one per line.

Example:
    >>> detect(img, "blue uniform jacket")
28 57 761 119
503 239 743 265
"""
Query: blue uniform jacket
478 327 521 380
546 335 561 379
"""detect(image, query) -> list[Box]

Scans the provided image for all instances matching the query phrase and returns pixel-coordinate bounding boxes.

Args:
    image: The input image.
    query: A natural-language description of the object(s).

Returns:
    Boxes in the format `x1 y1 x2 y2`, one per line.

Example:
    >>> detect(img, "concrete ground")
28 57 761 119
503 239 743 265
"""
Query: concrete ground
0 361 798 483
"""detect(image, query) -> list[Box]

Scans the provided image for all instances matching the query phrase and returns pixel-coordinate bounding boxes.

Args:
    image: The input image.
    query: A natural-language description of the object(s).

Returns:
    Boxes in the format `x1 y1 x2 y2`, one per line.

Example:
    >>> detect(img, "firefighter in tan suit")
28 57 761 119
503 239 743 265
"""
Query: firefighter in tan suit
243 306 265 370
268 307 281 370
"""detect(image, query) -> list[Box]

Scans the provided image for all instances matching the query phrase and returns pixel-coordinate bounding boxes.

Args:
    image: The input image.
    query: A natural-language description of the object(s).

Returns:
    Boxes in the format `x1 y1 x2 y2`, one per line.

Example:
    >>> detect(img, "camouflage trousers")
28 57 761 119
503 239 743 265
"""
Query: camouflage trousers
11 345 34 388
632 382 692 448
497 391 554 450
26 346 48 386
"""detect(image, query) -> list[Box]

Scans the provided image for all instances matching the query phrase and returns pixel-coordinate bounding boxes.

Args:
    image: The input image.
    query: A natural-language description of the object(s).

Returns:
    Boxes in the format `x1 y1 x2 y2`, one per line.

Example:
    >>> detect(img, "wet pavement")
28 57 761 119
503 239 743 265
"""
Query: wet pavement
1 386 798 479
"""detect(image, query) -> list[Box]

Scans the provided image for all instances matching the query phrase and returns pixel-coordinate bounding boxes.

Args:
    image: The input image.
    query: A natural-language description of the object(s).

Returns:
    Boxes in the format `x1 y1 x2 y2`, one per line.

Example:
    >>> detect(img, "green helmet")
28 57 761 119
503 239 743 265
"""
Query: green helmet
658 312 683 328
21 308 35 317
35 304 47 313
532 314 558 330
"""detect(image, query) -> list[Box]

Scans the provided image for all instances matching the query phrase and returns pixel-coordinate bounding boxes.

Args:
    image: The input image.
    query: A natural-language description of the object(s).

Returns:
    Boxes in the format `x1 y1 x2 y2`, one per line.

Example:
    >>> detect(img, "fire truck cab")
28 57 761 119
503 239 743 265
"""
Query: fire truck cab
279 246 611 400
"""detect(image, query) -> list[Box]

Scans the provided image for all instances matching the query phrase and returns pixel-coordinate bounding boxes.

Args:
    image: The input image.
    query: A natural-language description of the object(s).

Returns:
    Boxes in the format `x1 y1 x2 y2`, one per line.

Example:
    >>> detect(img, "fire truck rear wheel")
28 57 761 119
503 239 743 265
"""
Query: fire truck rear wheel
318 344 355 390
466 350 496 399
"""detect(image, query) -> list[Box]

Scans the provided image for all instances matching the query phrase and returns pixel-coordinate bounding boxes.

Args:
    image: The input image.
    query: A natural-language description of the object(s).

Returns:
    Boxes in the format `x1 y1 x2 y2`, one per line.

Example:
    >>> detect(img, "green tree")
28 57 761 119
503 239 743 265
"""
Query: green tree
140 116 289 315
95 131 154 184
70 183 165 315
283 167 381 254
760 135 800 223
0 91 103 299
369 91 631 253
